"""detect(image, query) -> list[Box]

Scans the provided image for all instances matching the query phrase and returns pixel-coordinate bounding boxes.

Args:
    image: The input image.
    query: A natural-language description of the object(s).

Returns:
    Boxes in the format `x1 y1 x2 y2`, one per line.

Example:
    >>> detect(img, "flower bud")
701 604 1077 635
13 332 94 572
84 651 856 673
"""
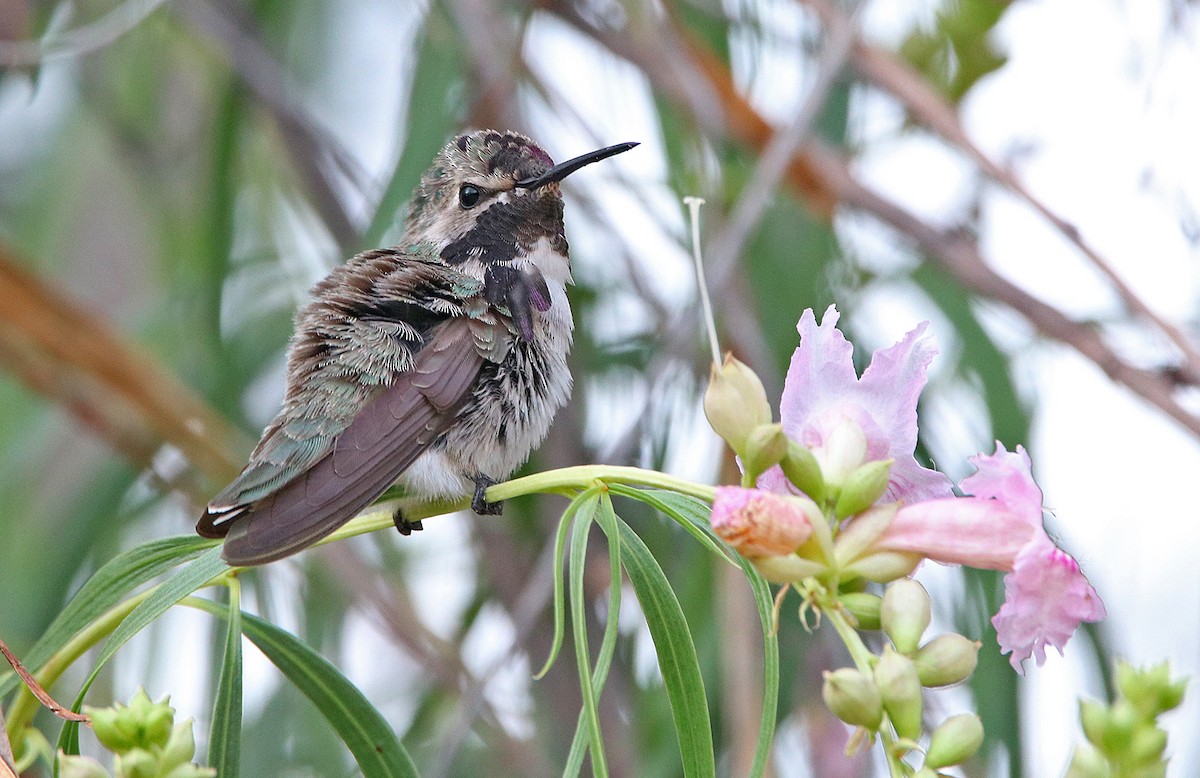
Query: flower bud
835 503 899 567
1115 660 1186 719
750 554 827 584
1093 699 1139 756
924 713 984 769
914 634 980 687
1078 699 1108 747
86 706 138 753
114 748 157 778
835 459 893 519
159 720 198 771
57 753 110 778
162 765 218 778
814 415 868 490
1065 744 1111 778
881 579 931 655
704 355 772 455
840 592 882 631
874 645 923 740
779 441 825 503
742 424 788 481
710 487 816 558
1127 726 1168 766
822 668 883 730
843 550 922 584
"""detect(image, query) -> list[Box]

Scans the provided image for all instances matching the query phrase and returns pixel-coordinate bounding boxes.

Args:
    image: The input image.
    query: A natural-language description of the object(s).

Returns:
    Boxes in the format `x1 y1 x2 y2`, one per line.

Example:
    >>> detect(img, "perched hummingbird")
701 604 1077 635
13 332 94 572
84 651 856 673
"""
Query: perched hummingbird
198 130 637 565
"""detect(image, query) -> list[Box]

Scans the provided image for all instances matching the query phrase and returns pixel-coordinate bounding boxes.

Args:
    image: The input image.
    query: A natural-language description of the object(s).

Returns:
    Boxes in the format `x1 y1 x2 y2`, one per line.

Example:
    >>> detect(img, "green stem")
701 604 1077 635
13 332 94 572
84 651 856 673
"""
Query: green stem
320 465 718 548
825 606 906 778
6 590 153 749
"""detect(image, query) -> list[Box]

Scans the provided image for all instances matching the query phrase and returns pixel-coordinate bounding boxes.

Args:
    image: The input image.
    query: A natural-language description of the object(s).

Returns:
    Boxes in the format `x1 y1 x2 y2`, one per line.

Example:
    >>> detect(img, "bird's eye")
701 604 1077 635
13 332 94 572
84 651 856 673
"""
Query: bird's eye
459 185 481 208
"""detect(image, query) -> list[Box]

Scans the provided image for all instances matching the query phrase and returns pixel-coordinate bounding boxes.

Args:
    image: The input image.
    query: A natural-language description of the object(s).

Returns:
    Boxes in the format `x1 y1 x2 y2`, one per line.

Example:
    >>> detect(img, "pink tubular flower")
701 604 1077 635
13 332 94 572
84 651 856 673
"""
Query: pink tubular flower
872 444 1106 673
710 486 816 558
758 306 952 503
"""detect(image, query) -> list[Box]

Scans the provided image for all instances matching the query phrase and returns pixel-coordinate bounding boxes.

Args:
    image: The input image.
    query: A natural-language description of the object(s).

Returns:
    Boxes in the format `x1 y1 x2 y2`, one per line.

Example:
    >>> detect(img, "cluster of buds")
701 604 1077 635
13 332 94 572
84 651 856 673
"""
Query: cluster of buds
1068 662 1186 778
58 689 215 778
822 580 983 770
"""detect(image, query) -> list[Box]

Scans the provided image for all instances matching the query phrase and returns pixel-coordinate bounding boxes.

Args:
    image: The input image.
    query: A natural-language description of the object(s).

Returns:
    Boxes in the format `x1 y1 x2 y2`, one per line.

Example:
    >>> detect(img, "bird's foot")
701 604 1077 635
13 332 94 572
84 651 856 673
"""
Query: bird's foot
392 507 424 536
472 475 503 515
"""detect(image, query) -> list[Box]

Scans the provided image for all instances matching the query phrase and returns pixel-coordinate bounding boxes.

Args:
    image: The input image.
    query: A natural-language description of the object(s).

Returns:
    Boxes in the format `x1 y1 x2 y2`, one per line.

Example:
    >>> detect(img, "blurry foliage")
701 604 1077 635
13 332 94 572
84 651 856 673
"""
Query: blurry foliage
0 0 1134 775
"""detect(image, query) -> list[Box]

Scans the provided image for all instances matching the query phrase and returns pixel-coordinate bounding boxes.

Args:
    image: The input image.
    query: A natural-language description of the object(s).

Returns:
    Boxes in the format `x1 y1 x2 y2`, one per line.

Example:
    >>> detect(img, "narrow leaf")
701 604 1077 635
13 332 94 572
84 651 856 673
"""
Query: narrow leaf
617 520 715 778
568 494 607 777
536 487 604 680
733 556 779 778
609 486 734 566
0 535 215 698
208 579 243 776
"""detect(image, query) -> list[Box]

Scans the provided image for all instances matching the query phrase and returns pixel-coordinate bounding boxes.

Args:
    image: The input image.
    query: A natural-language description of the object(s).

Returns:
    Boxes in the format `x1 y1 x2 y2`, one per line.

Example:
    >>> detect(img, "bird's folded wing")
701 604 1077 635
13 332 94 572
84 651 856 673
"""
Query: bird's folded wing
220 318 484 565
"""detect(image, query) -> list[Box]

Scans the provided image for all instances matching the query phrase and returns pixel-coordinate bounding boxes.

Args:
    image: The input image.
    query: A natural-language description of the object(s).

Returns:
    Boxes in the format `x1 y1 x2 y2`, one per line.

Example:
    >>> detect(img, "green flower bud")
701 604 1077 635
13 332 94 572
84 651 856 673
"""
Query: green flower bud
114 748 157 778
924 713 984 769
840 592 882 631
86 706 138 753
162 765 218 778
835 459 893 519
1096 700 1139 756
1078 699 1108 747
1115 660 1187 719
750 554 827 585
843 550 922 584
780 441 825 503
873 645 923 740
914 634 980 687
742 424 789 481
159 720 198 771
881 578 931 655
58 753 111 778
1065 744 1112 778
822 668 883 730
1127 726 1168 766
703 355 772 455
835 502 899 567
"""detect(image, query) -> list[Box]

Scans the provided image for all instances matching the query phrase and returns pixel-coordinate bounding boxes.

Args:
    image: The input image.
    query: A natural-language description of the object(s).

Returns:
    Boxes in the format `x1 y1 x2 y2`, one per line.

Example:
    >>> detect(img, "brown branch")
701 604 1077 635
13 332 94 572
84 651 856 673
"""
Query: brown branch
0 243 250 495
803 0 1200 386
550 2 1200 442
0 636 90 724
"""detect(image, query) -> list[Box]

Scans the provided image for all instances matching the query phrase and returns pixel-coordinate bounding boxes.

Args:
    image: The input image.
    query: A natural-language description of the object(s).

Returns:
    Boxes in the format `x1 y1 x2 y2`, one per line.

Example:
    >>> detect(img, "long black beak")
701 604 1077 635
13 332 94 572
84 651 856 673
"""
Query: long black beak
514 141 639 190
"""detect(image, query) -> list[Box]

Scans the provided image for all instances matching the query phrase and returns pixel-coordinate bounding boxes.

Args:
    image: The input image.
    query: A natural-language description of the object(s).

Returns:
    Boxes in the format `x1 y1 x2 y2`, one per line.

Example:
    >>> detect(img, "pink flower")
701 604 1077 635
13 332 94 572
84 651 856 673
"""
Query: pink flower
710 486 816 558
758 306 952 503
871 444 1106 673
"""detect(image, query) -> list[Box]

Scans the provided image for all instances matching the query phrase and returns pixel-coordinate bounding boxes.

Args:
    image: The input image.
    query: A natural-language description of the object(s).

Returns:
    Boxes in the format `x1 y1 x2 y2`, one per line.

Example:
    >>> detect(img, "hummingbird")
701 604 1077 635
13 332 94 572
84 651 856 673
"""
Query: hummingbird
197 130 637 565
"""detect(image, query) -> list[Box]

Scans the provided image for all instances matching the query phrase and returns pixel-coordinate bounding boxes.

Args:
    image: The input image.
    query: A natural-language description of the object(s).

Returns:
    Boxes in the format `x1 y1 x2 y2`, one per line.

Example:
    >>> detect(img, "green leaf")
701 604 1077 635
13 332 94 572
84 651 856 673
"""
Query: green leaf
0 535 216 698
733 556 779 778
609 486 734 566
563 492 624 777
567 494 607 777
208 579 243 776
57 546 230 753
240 612 418 778
536 487 604 680
616 520 715 778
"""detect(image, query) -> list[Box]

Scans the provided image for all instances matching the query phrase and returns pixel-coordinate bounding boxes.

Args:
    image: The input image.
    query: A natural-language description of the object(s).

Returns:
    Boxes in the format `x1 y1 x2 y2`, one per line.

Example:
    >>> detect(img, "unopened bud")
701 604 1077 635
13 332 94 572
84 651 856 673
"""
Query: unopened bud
1095 700 1139 756
779 441 825 503
924 713 984 769
815 415 868 490
822 668 883 730
840 592 882 630
751 554 827 584
1115 660 1186 719
881 579 931 655
874 645 923 740
914 634 980 687
710 487 816 558
1078 699 1107 747
114 748 157 778
843 550 922 584
57 754 110 778
159 720 198 771
1066 744 1111 778
704 355 772 455
835 459 893 519
1128 726 1168 766
742 424 788 481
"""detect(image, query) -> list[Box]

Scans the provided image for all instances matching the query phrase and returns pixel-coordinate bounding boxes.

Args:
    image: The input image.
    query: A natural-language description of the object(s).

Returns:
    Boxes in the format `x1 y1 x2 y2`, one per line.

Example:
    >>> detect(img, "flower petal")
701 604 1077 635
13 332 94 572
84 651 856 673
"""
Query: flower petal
992 536 1107 673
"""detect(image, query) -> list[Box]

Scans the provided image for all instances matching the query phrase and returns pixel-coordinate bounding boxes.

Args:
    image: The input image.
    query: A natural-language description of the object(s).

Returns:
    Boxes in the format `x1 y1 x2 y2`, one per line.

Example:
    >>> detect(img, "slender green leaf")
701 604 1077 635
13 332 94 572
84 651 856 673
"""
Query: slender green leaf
536 487 604 680
616 520 715 778
733 556 779 778
208 579 243 776
609 486 734 566
0 535 216 698
57 547 229 753
567 494 607 777
240 612 418 778
563 492 624 777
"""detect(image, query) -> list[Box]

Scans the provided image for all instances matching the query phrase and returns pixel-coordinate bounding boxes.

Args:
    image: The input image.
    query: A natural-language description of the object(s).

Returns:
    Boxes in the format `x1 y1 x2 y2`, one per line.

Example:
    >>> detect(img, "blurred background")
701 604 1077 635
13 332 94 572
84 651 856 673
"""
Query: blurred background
1 0 1198 775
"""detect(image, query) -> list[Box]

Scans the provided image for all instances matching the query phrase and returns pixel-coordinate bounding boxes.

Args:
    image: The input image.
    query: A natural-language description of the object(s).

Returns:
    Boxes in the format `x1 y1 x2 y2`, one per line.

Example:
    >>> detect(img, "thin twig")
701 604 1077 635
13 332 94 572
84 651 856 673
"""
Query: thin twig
0 636 90 724
0 0 169 66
